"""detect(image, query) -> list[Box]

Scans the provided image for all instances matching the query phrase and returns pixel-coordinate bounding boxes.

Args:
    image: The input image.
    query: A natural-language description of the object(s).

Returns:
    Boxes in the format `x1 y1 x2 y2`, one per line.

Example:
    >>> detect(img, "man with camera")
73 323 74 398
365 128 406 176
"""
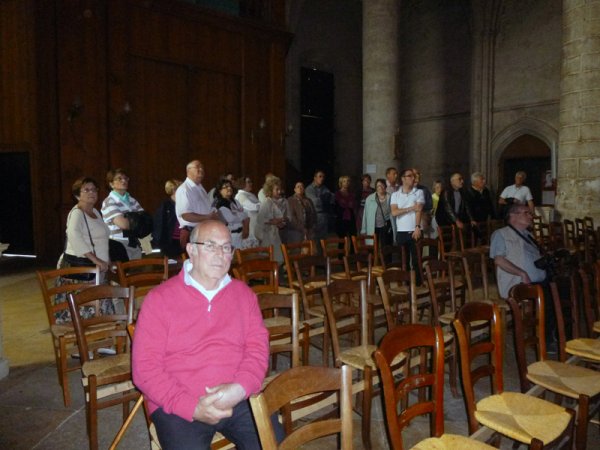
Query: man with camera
490 203 556 350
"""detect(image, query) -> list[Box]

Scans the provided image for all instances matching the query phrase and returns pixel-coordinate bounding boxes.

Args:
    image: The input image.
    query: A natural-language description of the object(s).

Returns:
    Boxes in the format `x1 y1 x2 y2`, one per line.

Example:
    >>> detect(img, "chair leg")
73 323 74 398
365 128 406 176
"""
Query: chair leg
361 366 373 450
448 340 459 398
58 338 72 407
322 322 330 367
109 395 145 450
88 376 99 450
575 395 590 450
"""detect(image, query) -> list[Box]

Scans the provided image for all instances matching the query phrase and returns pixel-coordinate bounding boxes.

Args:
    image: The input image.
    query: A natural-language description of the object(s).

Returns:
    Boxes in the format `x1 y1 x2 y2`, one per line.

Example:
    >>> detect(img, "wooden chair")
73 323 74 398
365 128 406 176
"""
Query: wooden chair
548 221 566 251
507 283 600 450
233 259 293 295
578 265 599 338
116 257 168 320
376 268 416 328
249 365 353 449
234 245 273 264
281 240 315 289
257 292 308 373
352 233 380 266
437 224 459 258
320 236 350 279
67 285 139 450
293 255 331 366
375 324 494 450
454 301 576 449
322 278 383 449
35 266 100 406
423 260 459 397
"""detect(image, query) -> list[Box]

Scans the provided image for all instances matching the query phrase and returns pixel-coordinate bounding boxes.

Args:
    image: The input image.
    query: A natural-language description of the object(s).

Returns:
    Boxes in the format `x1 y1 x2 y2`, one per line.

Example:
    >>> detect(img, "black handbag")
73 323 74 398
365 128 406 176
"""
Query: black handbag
109 239 129 262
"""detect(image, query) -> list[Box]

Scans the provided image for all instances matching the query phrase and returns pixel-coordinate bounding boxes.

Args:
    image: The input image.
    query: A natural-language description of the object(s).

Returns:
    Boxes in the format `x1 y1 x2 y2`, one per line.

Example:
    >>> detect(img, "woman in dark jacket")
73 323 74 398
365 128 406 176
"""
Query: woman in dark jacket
153 179 182 258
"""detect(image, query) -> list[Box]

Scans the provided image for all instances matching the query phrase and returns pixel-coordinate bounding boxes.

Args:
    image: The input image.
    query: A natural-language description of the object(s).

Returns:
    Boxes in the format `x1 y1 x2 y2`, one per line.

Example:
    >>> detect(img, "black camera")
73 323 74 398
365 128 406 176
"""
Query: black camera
534 248 575 279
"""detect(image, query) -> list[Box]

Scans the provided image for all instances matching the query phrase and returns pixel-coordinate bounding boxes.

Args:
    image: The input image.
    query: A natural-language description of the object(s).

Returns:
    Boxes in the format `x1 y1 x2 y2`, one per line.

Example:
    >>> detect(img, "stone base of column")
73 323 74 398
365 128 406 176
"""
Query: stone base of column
0 357 9 380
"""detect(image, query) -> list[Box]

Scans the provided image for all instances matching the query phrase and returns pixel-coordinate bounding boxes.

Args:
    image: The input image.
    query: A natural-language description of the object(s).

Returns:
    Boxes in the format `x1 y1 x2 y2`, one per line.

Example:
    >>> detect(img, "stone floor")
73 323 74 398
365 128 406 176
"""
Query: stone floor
0 258 595 449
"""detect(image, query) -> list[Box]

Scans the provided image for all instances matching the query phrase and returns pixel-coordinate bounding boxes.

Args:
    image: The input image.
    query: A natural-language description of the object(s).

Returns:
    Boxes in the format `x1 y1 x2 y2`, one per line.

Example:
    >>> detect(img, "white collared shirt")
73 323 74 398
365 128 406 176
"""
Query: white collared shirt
391 187 424 231
182 259 231 302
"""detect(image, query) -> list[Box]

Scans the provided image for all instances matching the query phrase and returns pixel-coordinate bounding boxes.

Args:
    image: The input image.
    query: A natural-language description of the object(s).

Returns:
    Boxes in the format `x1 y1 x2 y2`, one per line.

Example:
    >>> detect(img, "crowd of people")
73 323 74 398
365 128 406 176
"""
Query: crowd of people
58 161 548 448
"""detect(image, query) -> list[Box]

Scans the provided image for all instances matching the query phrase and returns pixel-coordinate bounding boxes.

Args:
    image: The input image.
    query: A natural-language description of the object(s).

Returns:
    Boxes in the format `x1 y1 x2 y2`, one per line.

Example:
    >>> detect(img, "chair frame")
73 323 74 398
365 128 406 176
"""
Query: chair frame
281 240 315 289
35 266 100 406
374 324 445 450
67 284 139 450
250 365 353 449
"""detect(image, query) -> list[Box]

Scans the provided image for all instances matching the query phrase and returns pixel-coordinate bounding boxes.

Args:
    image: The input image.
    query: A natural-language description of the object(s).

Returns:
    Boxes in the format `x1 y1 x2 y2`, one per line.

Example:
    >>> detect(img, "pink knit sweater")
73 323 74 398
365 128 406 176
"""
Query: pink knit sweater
132 269 269 421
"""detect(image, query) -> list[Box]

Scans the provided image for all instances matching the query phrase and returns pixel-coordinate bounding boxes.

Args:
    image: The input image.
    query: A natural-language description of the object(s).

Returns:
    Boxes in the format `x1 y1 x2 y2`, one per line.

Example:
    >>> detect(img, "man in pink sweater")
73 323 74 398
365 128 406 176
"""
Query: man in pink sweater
132 220 269 449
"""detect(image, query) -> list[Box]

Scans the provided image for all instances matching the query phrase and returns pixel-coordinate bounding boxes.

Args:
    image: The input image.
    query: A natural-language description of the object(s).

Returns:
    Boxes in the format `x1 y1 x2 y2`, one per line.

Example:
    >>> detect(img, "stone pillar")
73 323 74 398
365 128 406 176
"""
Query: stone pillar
470 0 501 181
363 0 399 179
556 0 600 222
0 298 8 379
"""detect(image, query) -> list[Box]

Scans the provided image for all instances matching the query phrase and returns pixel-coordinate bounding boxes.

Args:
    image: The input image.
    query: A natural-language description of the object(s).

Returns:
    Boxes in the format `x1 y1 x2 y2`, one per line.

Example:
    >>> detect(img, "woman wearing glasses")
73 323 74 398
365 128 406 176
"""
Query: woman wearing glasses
213 178 256 250
102 168 145 260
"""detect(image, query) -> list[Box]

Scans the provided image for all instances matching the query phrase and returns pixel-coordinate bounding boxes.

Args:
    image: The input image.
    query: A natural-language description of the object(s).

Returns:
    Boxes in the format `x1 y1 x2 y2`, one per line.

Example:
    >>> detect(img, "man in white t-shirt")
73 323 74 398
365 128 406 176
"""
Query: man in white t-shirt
391 168 424 284
499 171 534 212
176 160 220 250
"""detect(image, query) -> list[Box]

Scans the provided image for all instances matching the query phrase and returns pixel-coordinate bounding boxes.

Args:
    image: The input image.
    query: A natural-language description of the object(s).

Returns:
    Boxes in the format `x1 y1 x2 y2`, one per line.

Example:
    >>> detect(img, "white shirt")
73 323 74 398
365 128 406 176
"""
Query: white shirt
175 177 214 228
235 189 261 237
500 184 533 204
391 187 424 232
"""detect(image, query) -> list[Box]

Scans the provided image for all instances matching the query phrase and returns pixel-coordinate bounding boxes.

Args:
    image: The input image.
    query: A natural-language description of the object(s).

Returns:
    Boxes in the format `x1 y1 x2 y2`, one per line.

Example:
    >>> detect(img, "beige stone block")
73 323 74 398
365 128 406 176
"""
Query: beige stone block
582 52 600 70
559 141 600 158
557 158 579 177
580 88 600 105
563 40 584 59
559 92 581 111
580 123 600 140
563 56 581 75
559 124 580 141
579 157 600 177
578 105 600 122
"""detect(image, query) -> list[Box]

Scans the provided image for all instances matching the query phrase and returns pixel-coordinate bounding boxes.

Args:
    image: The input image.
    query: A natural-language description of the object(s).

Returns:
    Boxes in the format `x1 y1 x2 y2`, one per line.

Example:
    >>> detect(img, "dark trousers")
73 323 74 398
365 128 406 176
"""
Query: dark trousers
396 231 421 285
179 227 192 252
152 401 261 450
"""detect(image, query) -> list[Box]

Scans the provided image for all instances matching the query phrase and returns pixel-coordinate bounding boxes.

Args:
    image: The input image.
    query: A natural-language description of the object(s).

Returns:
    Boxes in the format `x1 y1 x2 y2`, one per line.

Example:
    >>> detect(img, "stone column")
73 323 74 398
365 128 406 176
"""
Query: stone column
470 0 501 180
556 0 600 222
363 0 399 179
0 298 8 379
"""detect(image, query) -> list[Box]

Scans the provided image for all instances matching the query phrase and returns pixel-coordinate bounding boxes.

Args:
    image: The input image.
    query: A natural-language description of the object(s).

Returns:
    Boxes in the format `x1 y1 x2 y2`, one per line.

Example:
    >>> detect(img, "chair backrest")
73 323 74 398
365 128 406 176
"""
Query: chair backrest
564 219 578 250
352 234 379 266
257 292 303 372
549 272 580 362
415 237 439 284
424 259 457 326
578 265 598 338
322 279 368 365
281 240 315 289
117 257 168 320
293 255 330 314
320 236 349 273
376 268 416 327
379 244 406 270
506 283 546 393
342 251 372 286
67 285 134 364
234 245 274 264
453 301 503 434
236 259 280 294
36 266 100 326
437 224 458 258
374 324 445 450
548 221 566 250
249 365 353 449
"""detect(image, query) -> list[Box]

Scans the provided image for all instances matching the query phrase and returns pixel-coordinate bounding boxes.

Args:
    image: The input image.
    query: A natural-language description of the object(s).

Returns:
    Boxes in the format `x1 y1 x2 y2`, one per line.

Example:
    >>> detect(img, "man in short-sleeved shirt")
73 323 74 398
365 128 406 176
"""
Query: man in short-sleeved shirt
499 171 534 212
391 169 424 283
176 160 220 249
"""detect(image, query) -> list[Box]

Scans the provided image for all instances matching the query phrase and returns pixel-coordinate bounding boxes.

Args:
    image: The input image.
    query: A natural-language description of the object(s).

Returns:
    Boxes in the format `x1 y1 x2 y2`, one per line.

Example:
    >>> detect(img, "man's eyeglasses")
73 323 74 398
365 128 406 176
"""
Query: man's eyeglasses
192 241 234 255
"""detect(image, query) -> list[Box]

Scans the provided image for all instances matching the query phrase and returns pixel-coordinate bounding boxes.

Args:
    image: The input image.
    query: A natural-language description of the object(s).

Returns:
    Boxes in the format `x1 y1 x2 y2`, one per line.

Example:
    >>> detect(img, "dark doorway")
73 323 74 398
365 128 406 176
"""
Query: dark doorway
300 67 335 189
0 152 34 254
500 135 551 206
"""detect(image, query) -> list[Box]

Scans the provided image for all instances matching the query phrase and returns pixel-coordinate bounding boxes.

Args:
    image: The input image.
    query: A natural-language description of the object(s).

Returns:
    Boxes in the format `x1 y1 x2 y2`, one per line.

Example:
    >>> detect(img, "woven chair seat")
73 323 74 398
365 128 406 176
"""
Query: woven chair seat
50 323 76 339
412 433 496 450
594 320 600 334
276 287 296 295
339 344 405 370
331 272 349 280
390 284 429 297
81 353 131 383
474 391 572 445
263 316 290 328
565 338 600 361
480 297 510 310
527 360 600 398
302 280 327 291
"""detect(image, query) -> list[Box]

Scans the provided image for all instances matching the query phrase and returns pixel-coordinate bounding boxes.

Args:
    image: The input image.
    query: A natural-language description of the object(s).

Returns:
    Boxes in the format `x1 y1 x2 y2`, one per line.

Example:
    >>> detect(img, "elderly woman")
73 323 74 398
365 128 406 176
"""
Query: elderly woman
286 181 317 243
234 175 261 240
57 177 113 322
255 176 287 263
334 175 357 241
152 179 182 258
361 178 394 249
356 174 374 232
213 178 255 250
102 168 145 260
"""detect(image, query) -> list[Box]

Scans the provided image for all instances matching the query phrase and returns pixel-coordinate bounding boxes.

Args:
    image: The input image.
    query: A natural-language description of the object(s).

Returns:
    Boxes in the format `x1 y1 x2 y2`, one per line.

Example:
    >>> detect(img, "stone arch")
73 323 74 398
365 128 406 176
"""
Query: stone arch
490 117 558 188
